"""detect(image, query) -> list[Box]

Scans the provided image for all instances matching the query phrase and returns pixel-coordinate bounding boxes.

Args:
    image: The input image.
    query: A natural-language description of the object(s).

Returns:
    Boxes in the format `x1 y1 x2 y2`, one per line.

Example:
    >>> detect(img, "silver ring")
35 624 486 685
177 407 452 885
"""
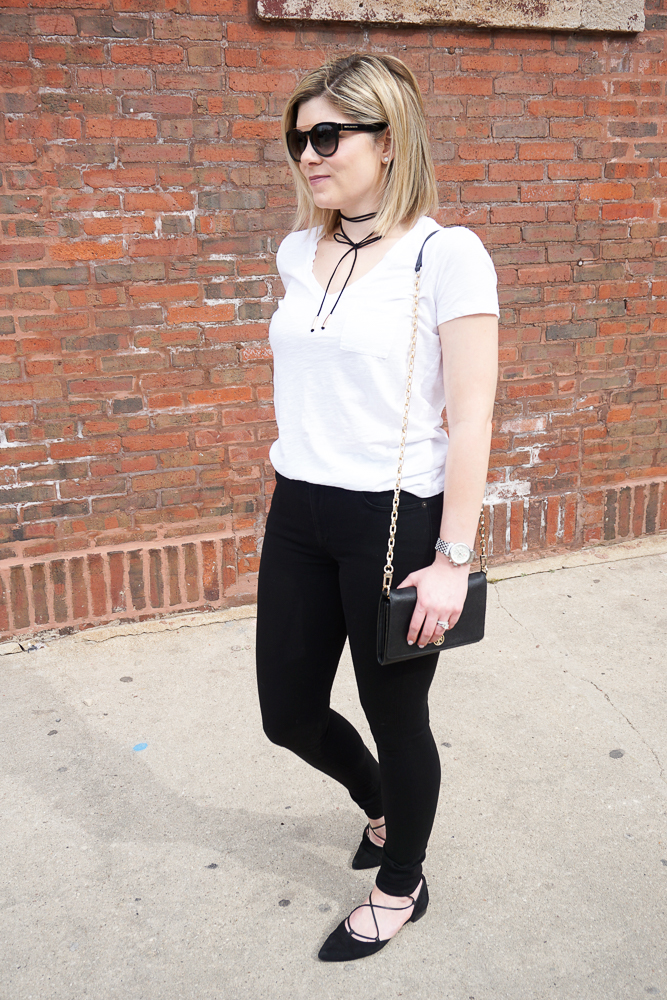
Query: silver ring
436 620 450 630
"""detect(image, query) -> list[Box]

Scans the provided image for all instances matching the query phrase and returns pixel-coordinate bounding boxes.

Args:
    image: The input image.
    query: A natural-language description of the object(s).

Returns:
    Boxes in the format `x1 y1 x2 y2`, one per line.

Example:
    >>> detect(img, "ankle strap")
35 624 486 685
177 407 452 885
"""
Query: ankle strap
345 885 419 943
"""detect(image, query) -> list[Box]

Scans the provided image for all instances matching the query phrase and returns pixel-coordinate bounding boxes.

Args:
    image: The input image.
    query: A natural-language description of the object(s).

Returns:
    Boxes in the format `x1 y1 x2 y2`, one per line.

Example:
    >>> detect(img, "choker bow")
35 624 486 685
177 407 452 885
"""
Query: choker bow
311 212 382 333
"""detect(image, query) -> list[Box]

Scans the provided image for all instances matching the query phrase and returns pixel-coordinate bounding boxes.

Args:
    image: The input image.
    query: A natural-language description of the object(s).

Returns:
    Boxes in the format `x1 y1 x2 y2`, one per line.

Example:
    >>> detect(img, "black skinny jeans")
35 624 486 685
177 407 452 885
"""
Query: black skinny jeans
256 472 442 896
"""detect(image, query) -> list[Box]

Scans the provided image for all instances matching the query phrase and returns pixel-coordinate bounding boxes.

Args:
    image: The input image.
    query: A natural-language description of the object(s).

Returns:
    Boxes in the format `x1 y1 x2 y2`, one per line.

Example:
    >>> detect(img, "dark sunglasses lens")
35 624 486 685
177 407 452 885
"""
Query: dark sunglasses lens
287 130 307 162
312 124 338 156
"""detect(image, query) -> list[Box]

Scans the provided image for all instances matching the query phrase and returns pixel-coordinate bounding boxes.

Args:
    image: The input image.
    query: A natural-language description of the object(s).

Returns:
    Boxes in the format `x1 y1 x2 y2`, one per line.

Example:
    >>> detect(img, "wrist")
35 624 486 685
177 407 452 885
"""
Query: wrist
434 538 476 566
433 550 471 572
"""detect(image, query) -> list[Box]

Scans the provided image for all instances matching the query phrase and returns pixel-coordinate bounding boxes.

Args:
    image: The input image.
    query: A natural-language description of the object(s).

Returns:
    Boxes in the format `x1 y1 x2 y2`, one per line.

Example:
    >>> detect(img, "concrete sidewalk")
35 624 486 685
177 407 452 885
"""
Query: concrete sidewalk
2 551 666 1000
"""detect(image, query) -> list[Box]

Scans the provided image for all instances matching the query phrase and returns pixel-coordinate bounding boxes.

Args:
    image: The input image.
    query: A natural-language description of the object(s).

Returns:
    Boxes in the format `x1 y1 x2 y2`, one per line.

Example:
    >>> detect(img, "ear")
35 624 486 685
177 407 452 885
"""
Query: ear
381 126 394 164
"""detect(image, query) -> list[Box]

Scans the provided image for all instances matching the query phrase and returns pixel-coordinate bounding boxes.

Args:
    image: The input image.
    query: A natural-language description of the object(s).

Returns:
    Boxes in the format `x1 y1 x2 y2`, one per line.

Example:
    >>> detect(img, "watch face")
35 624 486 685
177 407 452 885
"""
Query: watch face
450 543 470 564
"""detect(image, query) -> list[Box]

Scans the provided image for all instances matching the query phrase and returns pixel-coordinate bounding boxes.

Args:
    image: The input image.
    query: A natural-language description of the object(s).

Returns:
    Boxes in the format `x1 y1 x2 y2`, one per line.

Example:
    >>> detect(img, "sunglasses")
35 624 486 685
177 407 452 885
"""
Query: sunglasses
286 121 388 163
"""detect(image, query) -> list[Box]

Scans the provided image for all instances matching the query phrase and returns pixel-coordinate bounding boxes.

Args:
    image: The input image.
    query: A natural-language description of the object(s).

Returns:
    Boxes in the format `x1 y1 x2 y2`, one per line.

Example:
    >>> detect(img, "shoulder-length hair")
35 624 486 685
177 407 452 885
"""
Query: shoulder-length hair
281 53 438 239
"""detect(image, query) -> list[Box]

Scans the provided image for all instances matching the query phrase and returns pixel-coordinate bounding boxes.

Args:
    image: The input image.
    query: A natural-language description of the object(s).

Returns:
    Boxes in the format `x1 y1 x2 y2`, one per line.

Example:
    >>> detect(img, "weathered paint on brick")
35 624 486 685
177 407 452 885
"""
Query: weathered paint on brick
256 0 644 31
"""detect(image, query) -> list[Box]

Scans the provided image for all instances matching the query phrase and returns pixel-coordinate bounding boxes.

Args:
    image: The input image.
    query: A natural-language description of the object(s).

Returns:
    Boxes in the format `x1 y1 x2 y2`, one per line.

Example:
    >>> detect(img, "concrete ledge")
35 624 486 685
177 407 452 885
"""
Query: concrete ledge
488 532 667 582
2 532 665 653
257 0 645 31
74 603 258 643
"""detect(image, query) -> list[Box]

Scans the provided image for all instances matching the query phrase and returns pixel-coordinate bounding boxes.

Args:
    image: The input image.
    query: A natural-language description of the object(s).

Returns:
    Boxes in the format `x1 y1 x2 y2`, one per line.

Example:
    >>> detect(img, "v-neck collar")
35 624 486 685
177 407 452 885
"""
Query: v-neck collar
305 217 430 298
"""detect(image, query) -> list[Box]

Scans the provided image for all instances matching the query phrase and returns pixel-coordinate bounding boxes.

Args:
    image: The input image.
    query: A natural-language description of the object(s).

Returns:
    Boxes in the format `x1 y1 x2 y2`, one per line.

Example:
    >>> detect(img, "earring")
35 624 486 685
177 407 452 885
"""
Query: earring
383 157 389 163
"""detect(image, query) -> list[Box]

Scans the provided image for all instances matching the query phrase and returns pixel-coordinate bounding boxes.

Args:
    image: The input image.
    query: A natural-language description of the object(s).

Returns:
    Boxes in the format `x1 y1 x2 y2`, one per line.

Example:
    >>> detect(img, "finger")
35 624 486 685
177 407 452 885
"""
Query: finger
421 610 456 647
418 612 441 648
406 604 426 646
396 573 416 590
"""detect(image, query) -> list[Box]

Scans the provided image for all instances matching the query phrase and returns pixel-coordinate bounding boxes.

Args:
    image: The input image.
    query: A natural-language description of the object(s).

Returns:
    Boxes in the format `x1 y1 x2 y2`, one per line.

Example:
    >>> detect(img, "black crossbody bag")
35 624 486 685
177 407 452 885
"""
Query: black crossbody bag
376 232 488 666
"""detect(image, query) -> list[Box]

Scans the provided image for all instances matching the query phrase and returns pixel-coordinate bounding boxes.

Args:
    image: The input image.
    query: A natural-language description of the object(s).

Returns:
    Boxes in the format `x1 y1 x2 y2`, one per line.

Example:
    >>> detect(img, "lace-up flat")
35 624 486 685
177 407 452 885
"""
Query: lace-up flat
351 821 385 869
318 877 428 962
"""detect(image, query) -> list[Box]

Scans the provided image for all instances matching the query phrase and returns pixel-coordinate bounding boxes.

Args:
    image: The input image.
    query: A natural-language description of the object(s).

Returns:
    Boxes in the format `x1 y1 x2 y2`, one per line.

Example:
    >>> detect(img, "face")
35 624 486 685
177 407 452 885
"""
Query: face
294 95 390 217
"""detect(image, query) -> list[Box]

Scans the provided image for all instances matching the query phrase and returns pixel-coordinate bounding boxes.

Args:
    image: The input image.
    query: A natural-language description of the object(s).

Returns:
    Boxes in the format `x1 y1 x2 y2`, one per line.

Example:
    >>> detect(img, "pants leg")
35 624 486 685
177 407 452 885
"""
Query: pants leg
256 474 383 817
330 487 443 897
256 474 443 897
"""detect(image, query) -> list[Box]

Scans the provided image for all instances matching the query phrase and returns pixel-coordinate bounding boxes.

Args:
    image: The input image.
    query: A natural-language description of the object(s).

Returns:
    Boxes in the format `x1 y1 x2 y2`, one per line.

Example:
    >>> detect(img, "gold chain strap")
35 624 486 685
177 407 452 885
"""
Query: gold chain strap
382 269 421 597
381 270 487 597
479 502 487 575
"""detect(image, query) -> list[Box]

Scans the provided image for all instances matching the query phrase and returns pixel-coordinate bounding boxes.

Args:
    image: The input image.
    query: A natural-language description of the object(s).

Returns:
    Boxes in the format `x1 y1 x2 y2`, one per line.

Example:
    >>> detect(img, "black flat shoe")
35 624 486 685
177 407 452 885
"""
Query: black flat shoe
351 822 385 870
318 877 429 963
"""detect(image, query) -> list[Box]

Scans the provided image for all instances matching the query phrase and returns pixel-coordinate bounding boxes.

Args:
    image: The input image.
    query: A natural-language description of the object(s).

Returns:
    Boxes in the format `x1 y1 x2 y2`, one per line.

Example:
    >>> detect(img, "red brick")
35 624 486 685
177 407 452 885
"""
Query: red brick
83 217 154 236
460 53 520 73
580 183 634 201
494 74 550 96
119 143 189 163
147 549 164 607
548 162 602 180
506 381 555 399
51 560 68 623
124 192 194 211
133 469 197 491
78 67 151 89
167 303 234 324
488 164 544 182
527 99 584 118
601 203 654 221
123 432 188 452
462 184 518 203
458 142 516 161
30 564 49 626
32 14 77 33
187 387 252 404
87 552 107 617
69 557 88 620
434 76 492 96
190 0 242 11
156 70 223 91
130 237 197 258
109 550 126 613
111 43 184 65
519 142 575 161
522 54 580 74
50 439 121 461
128 550 146 610
521 183 577 202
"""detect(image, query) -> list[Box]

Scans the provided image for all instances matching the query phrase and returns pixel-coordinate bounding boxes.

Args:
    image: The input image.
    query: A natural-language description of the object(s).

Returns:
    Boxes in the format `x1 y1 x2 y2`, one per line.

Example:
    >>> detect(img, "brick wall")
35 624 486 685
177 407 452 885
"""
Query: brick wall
0 0 666 639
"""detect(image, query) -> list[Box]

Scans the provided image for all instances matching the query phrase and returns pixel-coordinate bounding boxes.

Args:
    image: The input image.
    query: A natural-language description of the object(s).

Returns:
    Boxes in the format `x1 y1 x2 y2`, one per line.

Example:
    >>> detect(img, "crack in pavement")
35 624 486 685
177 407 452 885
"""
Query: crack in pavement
493 585 541 645
493 583 667 787
570 672 666 785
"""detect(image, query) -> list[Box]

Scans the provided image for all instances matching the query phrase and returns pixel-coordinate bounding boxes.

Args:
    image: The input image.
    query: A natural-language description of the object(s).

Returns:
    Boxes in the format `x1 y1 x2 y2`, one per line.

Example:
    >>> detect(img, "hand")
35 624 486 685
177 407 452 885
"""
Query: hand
397 555 470 648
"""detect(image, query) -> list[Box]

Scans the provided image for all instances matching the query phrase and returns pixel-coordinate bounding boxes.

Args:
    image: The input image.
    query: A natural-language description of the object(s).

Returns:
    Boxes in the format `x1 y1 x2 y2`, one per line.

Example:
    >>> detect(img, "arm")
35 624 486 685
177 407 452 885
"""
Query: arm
397 311 498 647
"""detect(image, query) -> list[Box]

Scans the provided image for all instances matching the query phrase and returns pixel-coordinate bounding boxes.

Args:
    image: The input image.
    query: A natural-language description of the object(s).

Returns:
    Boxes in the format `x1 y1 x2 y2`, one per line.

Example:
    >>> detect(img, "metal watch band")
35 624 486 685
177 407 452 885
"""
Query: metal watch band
434 538 476 564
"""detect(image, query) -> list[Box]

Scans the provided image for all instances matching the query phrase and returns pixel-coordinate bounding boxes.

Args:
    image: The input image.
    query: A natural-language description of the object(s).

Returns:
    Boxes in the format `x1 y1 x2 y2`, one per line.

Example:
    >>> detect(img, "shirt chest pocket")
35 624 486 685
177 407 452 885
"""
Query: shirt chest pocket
336 300 408 360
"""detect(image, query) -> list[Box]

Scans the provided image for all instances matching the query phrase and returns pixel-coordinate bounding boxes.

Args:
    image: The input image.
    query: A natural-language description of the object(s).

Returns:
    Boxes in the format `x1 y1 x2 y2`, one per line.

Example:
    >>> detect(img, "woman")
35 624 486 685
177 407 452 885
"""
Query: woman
255 53 499 961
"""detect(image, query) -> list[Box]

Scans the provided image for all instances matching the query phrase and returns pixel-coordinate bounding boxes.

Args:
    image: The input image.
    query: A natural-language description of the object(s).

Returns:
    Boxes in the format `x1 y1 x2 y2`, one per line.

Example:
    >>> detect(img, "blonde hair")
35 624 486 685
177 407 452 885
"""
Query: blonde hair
281 53 438 238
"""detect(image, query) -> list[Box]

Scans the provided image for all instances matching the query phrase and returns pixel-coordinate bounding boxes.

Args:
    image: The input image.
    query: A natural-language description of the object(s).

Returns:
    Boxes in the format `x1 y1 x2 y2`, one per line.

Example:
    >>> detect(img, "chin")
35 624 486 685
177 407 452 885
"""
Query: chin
313 200 339 214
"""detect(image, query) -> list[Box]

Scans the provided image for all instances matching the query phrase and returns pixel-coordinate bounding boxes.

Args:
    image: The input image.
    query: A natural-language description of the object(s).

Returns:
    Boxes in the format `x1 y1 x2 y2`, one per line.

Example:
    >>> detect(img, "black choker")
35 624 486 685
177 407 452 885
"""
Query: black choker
311 214 381 333
339 211 377 223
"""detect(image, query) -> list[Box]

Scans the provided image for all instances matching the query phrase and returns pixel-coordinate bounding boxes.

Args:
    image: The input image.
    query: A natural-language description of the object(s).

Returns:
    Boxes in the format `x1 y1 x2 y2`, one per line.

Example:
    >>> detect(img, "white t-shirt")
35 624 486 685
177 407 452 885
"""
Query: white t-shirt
268 215 499 498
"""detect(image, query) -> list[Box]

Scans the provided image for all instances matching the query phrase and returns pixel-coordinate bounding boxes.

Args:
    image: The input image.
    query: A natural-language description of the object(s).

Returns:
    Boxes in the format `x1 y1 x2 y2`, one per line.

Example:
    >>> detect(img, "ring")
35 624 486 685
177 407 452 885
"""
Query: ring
436 620 450 630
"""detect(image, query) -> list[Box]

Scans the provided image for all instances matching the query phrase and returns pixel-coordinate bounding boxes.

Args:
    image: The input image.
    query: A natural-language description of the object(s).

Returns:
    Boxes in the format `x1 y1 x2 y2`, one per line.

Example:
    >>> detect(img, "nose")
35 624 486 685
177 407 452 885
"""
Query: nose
300 135 322 166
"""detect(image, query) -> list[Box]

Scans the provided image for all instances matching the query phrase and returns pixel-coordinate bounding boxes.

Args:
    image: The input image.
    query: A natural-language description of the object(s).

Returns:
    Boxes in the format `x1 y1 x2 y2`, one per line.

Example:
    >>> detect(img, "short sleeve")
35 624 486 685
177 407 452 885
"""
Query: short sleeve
428 226 499 326
275 227 320 295
275 231 296 293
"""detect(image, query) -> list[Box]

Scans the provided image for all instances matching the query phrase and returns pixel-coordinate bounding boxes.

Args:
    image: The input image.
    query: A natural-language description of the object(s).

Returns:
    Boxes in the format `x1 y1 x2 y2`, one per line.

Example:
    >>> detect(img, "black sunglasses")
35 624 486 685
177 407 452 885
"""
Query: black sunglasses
286 121 388 163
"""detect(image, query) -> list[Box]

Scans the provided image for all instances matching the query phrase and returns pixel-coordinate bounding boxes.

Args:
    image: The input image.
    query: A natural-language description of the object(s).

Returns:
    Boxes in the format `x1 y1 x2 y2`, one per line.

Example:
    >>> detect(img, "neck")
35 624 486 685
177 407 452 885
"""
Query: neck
340 210 376 223
337 207 378 243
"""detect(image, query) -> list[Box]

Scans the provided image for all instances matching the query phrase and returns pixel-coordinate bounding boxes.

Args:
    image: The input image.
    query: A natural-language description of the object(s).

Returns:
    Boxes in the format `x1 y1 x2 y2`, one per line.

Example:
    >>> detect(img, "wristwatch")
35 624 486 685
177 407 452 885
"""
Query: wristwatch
434 539 476 566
